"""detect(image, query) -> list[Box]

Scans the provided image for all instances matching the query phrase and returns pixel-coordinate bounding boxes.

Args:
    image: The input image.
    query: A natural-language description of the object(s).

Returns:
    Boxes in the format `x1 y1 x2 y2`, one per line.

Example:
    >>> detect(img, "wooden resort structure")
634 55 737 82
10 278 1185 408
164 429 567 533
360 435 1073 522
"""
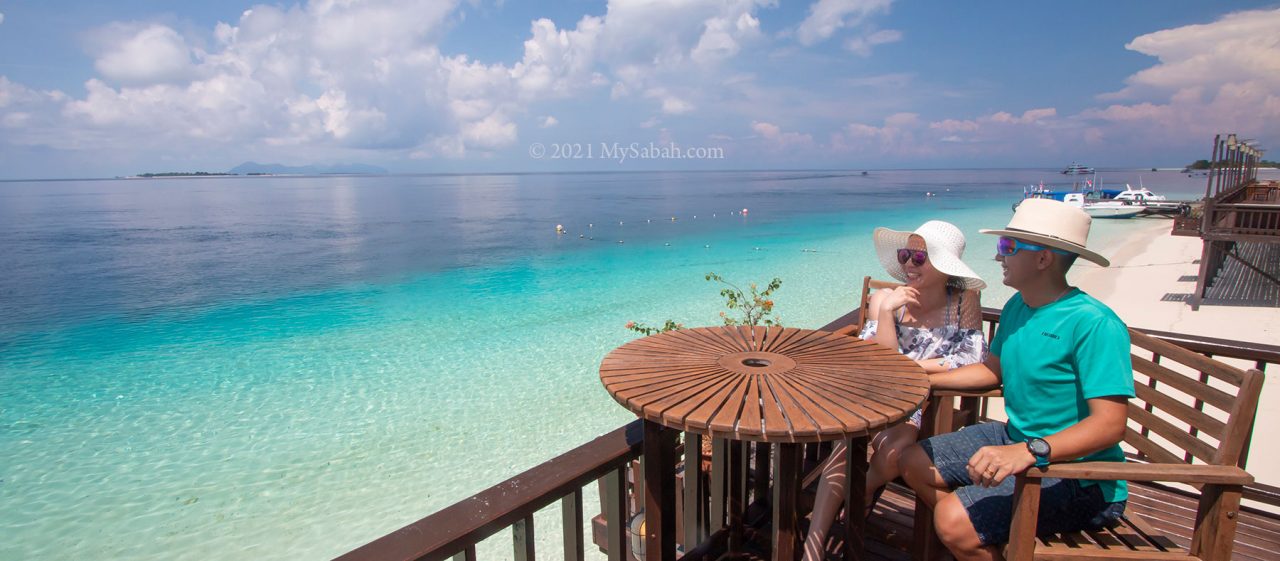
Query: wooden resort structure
1182 133 1280 309
335 302 1280 561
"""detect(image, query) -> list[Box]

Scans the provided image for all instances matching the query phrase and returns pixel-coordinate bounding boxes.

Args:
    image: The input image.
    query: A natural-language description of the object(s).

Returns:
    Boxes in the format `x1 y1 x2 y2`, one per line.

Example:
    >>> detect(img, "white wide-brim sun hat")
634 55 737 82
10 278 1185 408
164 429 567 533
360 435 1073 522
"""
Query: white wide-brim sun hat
979 198 1110 267
873 220 987 291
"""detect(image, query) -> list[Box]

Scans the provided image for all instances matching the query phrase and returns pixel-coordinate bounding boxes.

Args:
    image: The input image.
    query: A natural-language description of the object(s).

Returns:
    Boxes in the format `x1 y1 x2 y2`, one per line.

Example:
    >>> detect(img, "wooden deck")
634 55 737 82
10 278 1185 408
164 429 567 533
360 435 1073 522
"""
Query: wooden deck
803 481 1280 561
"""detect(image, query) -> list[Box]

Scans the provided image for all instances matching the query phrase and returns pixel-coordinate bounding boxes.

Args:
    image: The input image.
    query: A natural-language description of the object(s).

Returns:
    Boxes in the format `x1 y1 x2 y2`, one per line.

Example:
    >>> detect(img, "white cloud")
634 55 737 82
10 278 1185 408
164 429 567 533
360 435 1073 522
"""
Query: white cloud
796 0 893 46
0 0 788 171
0 12 6 25
92 24 195 86
843 28 901 57
539 115 558 128
1084 8 1280 152
750 120 814 149
1104 9 1280 100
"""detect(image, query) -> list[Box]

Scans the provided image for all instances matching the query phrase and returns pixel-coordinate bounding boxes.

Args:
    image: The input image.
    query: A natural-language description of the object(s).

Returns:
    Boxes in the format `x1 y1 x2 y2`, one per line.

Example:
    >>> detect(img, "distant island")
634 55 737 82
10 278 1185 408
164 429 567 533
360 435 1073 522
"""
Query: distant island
133 162 389 178
229 162 389 175
135 171 236 178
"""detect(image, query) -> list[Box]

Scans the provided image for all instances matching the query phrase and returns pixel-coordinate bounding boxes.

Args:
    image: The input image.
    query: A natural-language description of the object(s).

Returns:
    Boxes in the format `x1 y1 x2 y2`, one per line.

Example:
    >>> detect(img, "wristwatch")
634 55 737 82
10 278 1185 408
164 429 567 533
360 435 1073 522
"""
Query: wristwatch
1026 437 1052 468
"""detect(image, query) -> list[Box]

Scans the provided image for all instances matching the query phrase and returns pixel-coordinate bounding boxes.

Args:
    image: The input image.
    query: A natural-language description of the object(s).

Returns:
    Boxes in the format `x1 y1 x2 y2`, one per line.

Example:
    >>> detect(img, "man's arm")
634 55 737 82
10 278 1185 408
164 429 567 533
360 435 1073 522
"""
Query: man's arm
965 396 1128 486
927 352 1001 391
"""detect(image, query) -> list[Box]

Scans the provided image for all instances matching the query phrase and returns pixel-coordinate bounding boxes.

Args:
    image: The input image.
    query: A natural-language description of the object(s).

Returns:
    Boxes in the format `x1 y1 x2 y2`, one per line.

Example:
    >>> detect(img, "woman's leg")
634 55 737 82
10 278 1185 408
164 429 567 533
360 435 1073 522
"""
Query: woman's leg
867 423 919 498
801 440 847 561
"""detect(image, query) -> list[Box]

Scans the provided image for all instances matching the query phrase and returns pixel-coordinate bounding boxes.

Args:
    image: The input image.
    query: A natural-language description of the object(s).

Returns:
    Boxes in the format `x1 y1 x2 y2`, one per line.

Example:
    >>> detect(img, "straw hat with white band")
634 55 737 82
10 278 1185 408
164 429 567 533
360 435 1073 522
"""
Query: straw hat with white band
873 220 987 291
979 198 1110 267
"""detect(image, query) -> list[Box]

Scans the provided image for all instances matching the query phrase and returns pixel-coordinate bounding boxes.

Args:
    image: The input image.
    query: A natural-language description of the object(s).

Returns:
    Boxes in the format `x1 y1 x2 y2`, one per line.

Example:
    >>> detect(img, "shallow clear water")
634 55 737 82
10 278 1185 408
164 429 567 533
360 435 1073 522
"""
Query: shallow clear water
0 170 1210 559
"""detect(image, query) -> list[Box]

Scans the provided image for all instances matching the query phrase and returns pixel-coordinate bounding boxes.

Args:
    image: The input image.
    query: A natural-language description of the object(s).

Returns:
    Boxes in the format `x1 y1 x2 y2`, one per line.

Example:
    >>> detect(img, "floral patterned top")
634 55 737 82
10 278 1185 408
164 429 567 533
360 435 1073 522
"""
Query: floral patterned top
858 319 987 370
859 290 988 425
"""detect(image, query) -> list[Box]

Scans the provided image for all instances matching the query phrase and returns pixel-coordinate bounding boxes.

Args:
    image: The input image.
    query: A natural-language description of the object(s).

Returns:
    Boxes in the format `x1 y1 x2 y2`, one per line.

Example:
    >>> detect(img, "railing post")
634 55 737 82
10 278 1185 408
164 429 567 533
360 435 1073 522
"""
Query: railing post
514 515 535 561
562 490 584 561
604 467 629 561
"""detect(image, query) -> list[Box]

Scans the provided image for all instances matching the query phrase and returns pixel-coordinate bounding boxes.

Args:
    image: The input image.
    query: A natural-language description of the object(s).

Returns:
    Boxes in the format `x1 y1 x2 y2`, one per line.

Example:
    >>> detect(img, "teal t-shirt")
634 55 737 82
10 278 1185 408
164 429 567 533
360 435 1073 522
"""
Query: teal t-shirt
990 288 1135 502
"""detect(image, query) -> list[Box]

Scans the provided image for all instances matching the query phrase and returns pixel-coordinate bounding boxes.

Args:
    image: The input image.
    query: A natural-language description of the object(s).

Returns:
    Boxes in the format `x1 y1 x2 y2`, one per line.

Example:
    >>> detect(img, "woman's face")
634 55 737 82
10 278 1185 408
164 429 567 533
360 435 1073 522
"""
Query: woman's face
903 235 948 290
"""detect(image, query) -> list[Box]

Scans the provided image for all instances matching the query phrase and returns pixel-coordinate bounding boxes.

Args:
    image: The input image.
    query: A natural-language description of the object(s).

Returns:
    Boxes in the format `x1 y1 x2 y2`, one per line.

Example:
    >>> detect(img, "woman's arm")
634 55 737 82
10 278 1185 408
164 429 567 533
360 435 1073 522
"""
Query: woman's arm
867 289 903 352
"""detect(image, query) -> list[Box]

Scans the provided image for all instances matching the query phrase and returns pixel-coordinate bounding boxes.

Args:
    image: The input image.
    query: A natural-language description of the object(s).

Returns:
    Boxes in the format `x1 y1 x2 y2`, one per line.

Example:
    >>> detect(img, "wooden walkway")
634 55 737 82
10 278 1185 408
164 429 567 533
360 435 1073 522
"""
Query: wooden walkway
1203 241 1280 306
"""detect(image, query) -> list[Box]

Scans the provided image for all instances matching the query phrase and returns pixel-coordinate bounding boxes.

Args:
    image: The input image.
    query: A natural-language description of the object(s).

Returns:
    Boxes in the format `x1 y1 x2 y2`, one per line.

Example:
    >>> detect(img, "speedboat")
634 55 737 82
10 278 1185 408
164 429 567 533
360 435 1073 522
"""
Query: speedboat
1063 193 1142 219
1113 185 1167 202
1113 184 1189 215
1061 162 1095 175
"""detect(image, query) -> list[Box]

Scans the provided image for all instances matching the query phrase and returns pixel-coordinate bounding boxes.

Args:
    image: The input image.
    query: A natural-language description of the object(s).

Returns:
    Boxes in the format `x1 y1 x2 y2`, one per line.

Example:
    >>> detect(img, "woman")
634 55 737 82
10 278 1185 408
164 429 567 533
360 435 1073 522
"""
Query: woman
803 220 987 561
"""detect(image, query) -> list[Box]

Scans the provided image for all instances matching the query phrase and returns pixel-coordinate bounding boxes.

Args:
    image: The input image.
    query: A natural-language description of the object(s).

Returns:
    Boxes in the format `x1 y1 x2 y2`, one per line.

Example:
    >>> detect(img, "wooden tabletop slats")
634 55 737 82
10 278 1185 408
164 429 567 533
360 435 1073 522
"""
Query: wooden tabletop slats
600 326 929 442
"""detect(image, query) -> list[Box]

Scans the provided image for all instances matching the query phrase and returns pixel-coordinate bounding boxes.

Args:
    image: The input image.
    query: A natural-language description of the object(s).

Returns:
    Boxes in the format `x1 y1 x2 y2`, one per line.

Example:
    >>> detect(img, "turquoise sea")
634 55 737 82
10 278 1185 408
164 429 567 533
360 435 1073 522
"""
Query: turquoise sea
0 170 1210 560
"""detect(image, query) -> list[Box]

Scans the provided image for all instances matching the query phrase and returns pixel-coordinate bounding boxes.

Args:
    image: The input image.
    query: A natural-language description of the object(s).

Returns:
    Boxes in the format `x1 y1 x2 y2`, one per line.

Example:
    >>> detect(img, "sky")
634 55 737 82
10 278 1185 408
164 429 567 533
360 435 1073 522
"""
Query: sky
0 0 1277 179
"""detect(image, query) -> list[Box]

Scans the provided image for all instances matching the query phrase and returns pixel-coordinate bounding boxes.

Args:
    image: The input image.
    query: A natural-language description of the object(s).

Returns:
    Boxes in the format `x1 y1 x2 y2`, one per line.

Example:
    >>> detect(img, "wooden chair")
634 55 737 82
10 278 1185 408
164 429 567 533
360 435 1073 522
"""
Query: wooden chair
1005 328 1265 561
831 276 902 337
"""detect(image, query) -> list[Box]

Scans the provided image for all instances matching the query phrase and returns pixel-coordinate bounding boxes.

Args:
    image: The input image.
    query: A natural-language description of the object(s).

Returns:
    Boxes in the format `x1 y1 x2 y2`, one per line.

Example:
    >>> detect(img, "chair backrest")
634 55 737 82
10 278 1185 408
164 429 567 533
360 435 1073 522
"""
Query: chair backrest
1124 328 1265 469
854 276 903 334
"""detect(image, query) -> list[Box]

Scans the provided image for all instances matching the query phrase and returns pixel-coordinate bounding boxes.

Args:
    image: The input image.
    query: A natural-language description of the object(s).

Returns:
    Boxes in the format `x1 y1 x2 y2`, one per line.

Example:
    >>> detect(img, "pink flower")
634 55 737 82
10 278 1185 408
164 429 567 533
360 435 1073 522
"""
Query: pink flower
625 321 635 329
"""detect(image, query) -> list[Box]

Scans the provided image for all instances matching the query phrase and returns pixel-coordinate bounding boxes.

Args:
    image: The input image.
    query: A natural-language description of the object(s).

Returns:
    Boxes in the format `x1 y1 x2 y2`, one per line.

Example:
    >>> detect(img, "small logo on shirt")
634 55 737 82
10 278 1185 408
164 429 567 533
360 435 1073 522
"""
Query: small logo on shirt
1041 331 1061 340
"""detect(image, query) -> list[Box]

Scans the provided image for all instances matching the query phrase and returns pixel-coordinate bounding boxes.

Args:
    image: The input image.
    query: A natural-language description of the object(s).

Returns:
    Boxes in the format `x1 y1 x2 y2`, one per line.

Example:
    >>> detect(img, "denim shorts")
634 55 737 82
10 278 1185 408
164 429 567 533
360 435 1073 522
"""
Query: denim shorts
919 422 1125 546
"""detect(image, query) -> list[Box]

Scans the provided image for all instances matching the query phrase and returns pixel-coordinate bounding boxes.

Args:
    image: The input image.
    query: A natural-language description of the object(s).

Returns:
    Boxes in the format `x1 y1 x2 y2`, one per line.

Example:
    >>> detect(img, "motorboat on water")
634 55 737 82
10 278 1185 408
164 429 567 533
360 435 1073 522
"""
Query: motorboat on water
1113 184 1190 215
1114 185 1167 202
1022 182 1120 202
1063 193 1142 219
1061 162 1095 175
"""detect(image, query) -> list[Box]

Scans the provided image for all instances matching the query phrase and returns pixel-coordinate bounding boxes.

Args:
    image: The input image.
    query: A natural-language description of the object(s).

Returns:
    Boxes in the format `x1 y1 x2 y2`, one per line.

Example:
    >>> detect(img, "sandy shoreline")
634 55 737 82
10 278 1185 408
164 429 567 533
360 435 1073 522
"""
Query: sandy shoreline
1069 218 1279 504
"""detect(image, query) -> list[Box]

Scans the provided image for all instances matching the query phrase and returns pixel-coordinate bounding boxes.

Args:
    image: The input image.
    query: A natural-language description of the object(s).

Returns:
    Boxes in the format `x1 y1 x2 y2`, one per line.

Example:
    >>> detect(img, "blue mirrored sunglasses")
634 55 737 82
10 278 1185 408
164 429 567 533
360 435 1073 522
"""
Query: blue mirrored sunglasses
996 236 1073 257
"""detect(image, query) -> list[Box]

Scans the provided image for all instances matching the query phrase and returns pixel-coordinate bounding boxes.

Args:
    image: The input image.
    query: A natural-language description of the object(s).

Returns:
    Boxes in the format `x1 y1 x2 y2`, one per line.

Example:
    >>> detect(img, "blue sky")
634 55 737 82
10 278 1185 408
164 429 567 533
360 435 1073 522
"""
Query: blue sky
0 0 1277 178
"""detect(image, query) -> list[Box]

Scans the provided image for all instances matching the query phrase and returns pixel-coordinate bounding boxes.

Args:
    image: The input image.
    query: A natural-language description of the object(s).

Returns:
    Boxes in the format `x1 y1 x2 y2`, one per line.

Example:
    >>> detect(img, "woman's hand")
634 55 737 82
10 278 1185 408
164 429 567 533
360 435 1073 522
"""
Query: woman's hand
878 287 920 316
965 443 1036 487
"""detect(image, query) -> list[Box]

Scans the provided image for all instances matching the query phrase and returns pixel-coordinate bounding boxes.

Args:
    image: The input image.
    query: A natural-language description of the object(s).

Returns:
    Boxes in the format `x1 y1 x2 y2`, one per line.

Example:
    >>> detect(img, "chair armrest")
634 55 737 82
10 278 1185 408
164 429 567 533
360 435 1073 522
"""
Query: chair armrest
830 324 858 337
932 388 1002 398
1024 461 1254 486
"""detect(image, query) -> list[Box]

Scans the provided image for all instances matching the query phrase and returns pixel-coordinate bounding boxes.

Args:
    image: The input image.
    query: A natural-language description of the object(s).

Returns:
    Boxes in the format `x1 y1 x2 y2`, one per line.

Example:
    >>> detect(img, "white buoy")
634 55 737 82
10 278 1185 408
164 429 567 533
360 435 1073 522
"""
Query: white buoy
589 223 593 228
671 216 676 221
556 224 565 234
742 208 748 214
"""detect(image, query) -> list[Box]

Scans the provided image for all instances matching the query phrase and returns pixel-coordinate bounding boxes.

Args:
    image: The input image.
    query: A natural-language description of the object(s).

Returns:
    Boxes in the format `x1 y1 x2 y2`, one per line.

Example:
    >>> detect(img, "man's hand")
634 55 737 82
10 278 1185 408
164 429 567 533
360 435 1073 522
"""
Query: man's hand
966 443 1036 487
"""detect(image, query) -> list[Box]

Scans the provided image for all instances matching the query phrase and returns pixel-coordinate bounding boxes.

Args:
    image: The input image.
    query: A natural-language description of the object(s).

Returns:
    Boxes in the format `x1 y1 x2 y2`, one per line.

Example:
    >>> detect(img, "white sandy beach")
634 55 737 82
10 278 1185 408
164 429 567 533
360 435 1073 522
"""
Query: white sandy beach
1070 219 1279 506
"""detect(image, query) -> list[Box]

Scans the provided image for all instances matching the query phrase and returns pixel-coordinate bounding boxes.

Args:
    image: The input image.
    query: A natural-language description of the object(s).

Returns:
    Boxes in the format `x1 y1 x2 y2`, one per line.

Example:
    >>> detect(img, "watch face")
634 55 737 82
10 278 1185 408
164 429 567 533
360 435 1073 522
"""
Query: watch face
1028 438 1051 457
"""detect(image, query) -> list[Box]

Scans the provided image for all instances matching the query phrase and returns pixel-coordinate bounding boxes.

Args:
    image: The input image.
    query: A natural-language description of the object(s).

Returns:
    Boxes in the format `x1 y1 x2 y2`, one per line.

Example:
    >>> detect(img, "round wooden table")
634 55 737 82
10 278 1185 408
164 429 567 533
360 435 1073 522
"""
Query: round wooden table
601 326 929 561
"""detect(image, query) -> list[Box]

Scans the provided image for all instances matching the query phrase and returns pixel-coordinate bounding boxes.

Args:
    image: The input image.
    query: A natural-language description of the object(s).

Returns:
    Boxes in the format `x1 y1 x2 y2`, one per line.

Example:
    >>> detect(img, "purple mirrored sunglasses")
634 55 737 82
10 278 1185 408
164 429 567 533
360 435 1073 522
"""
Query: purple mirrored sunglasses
896 248 928 266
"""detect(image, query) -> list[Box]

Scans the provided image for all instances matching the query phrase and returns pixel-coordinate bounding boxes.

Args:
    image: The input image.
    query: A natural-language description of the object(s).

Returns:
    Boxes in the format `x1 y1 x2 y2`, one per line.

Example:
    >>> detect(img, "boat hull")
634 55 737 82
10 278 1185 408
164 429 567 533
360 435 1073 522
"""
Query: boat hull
1085 206 1142 219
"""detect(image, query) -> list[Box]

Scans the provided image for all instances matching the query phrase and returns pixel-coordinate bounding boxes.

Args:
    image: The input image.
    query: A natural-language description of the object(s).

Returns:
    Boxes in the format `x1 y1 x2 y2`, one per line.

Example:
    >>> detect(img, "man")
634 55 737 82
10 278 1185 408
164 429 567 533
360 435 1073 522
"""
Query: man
899 198 1134 561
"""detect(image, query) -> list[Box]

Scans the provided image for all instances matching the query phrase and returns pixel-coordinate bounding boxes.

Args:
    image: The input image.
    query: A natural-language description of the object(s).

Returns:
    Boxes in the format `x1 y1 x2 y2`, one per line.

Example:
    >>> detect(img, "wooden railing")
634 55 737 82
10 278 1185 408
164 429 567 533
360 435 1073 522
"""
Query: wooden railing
1204 203 1280 238
335 308 1279 561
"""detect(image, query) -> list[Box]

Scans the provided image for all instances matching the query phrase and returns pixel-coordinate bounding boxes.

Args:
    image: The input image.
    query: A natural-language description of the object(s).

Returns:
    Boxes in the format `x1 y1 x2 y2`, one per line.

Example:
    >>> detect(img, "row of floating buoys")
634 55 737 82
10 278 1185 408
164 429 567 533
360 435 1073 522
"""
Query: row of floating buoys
555 209 750 234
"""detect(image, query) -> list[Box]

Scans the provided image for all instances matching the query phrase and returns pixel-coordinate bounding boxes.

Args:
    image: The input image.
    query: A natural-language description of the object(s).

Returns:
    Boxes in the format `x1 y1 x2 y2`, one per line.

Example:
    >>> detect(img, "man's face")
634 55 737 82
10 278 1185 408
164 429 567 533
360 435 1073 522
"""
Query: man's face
994 237 1042 289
